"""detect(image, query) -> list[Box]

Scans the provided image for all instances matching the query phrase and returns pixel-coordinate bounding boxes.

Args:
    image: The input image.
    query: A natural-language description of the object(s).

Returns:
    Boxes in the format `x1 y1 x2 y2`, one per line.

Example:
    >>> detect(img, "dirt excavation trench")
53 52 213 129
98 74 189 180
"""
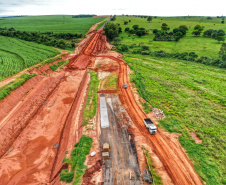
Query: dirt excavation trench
0 29 203 185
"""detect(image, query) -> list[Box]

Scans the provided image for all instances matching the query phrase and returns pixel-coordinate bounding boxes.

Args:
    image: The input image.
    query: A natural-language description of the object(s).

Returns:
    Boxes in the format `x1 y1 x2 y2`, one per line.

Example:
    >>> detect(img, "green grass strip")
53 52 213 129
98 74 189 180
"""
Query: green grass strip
143 148 163 185
82 71 99 126
49 60 69 71
96 17 109 30
60 135 93 184
0 73 36 100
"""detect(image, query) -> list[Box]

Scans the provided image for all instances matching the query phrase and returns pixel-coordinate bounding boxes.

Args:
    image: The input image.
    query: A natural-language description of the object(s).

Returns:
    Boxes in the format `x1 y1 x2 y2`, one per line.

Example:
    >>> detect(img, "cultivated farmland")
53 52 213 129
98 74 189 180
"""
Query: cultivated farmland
0 15 106 34
0 36 60 80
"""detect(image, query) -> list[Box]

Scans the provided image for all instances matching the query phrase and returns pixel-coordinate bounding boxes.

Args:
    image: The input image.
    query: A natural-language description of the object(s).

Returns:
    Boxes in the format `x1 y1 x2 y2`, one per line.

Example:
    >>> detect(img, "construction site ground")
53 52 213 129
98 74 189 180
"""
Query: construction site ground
0 22 204 185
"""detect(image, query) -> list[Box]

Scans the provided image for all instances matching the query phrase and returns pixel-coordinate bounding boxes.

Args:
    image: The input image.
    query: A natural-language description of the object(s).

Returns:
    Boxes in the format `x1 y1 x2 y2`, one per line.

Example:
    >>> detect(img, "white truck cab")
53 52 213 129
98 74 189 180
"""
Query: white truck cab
143 118 157 134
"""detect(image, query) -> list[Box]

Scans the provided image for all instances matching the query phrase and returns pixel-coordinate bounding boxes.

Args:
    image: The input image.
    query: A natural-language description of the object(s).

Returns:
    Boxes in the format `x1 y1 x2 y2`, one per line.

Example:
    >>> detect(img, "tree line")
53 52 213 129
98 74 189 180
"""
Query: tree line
0 28 82 49
72 14 96 18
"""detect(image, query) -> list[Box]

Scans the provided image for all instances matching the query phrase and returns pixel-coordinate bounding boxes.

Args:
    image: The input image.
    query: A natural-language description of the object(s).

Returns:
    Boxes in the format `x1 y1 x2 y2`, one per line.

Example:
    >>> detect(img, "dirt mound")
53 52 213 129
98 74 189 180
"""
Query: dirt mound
68 54 92 70
95 62 119 73
152 108 166 120
97 90 117 94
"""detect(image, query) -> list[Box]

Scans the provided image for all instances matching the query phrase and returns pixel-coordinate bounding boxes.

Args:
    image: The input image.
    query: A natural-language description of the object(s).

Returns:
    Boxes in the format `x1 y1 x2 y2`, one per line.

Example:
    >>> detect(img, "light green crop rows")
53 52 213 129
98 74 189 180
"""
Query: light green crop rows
0 36 60 80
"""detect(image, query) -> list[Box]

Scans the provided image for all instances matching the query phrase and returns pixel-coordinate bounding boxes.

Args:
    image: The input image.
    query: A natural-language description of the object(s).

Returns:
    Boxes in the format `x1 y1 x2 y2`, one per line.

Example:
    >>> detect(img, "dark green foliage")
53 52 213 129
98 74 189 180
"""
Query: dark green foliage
60 170 74 182
153 26 186 41
179 25 188 30
111 15 116 21
0 27 81 49
125 27 130 32
124 21 128 25
147 16 153 22
161 23 170 31
132 25 139 30
60 135 93 184
50 60 68 71
192 30 201 36
0 73 36 100
72 14 96 18
203 29 225 42
219 43 226 61
104 22 119 41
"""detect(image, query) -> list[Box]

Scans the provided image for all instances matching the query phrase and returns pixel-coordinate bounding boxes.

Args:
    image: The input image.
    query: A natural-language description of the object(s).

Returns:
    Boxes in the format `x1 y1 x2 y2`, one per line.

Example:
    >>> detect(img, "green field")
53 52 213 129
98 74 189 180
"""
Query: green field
125 54 226 185
0 15 106 34
0 36 60 80
114 16 226 58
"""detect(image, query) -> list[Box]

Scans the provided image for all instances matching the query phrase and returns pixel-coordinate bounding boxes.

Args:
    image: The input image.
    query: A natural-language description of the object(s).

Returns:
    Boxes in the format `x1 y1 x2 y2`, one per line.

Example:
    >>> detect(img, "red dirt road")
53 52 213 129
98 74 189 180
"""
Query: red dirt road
113 56 203 185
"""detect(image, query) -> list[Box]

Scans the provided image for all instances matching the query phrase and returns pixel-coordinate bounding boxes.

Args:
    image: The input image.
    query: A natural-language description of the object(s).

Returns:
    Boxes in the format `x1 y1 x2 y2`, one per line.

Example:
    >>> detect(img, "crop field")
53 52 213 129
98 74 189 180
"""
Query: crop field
0 15 106 34
0 36 60 80
124 54 226 184
114 16 226 58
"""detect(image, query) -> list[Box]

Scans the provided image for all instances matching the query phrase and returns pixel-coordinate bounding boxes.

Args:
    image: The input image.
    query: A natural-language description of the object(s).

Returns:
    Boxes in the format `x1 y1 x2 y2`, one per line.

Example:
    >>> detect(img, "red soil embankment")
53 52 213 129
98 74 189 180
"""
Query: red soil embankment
0 74 63 158
0 71 86 184
0 75 44 121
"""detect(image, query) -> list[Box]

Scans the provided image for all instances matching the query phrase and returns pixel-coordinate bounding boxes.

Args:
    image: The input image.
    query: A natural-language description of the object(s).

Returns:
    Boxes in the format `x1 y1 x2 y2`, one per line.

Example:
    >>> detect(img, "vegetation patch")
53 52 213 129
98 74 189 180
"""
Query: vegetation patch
0 28 81 50
0 36 60 80
0 73 36 100
50 60 69 71
103 73 118 89
82 71 99 126
124 54 225 184
143 148 163 185
60 135 93 184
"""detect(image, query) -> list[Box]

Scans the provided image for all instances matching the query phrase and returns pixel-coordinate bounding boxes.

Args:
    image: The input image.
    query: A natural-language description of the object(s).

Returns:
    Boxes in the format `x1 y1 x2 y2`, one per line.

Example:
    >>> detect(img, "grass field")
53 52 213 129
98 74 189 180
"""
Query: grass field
124 54 226 185
0 15 106 34
114 16 226 58
0 36 60 80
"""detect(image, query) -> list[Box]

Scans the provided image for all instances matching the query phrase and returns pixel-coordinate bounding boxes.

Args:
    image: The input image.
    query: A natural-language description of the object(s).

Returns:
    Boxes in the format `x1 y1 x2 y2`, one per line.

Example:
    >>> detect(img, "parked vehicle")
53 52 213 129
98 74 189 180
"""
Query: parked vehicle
102 143 110 159
124 84 127 89
143 118 157 134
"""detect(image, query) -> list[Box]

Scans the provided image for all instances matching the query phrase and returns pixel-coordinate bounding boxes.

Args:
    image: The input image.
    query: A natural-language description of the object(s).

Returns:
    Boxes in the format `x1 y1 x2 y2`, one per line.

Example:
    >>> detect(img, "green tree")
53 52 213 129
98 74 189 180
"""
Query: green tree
219 43 226 61
133 25 139 30
194 25 202 30
111 15 116 21
217 36 225 43
124 21 128 25
179 25 188 31
147 16 153 22
192 30 201 36
125 27 130 32
221 20 224 24
104 22 119 41
161 23 170 31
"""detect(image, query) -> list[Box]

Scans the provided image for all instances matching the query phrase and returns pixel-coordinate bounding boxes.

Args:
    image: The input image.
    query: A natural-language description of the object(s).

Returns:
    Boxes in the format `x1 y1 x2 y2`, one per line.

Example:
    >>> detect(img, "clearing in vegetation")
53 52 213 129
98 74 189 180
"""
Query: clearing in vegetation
124 54 225 185
0 36 60 80
0 15 106 34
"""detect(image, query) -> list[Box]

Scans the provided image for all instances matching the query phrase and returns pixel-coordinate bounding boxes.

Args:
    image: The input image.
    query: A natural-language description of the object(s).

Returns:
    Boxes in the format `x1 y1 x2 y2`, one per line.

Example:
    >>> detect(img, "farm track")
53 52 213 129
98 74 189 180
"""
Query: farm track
0 27 203 185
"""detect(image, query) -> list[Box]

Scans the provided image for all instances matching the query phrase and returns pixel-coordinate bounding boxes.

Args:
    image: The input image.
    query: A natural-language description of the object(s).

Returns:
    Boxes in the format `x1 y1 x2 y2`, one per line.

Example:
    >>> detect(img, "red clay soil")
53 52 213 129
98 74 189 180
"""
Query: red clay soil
97 89 117 94
0 75 44 121
0 71 86 184
95 62 119 73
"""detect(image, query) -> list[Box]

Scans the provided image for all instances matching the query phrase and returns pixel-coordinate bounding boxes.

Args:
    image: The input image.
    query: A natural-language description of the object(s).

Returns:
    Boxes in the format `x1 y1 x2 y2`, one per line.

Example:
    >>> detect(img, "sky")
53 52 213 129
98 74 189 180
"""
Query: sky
0 0 226 16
